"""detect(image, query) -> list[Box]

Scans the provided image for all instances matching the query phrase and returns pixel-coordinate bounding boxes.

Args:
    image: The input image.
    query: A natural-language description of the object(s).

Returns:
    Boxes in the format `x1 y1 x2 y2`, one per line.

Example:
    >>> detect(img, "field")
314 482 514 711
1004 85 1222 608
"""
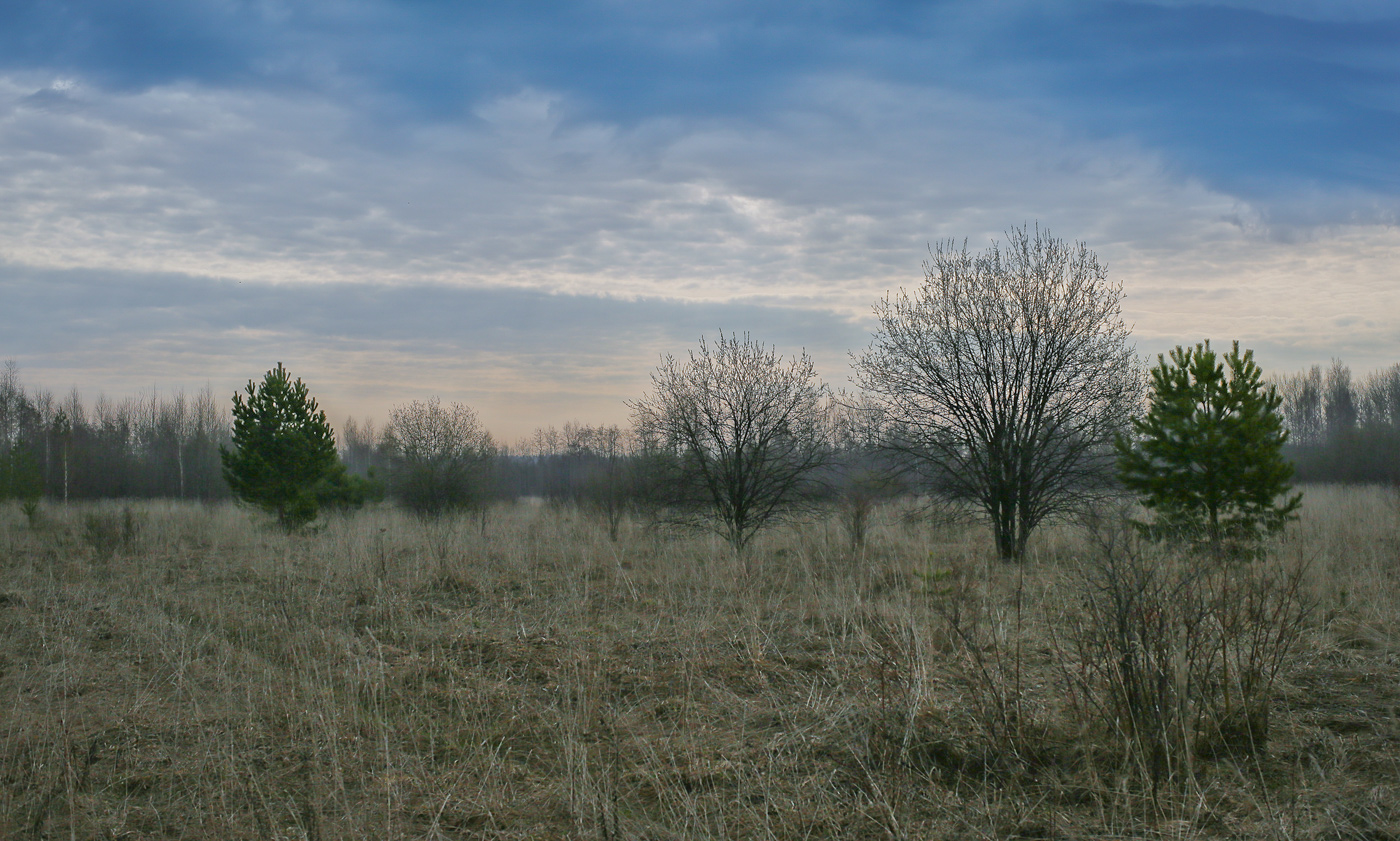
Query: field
1 488 1398 840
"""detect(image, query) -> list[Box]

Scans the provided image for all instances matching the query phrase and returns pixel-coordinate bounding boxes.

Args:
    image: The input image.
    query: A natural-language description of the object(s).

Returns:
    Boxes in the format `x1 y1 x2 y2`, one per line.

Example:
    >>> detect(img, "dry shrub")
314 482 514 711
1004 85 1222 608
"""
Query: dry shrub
81 505 141 561
1063 513 1313 791
927 563 1042 775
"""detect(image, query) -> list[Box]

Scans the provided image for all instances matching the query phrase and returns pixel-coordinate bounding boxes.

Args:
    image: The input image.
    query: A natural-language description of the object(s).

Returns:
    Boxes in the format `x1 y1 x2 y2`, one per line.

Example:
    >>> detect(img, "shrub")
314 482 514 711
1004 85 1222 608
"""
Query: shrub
384 399 496 517
1064 516 1312 789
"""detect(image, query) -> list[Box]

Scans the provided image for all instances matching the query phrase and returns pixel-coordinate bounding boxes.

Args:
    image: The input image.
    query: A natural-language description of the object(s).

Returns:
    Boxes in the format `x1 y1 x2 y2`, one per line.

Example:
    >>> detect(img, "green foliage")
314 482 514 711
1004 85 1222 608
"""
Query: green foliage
1117 341 1301 551
315 464 385 512
220 363 339 530
0 443 43 504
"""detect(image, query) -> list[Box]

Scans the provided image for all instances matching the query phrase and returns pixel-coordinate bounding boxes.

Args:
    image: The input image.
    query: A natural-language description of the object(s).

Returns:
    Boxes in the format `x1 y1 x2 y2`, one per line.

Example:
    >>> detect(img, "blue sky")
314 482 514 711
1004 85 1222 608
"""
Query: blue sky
2 0 1397 439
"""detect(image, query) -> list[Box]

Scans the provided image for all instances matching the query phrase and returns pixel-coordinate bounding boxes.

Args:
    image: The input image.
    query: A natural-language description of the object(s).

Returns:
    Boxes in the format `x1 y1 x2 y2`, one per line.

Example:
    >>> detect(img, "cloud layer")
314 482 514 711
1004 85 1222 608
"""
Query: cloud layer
1 1 1397 438
0 263 870 437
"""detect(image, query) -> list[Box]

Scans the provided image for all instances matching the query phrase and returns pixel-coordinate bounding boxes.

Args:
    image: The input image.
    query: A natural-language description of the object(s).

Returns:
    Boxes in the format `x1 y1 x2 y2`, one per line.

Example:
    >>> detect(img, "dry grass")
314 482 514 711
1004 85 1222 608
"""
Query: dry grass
1 487 1398 839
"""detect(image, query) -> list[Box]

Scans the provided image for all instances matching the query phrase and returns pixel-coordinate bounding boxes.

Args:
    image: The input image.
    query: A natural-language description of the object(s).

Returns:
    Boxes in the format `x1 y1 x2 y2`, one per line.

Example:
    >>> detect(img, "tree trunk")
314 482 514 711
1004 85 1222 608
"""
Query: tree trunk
994 513 1019 562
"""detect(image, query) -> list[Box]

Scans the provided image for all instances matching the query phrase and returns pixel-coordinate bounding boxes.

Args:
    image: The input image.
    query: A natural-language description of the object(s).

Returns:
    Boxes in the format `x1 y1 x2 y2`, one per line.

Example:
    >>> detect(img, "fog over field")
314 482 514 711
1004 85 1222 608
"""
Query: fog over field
2 1 1398 438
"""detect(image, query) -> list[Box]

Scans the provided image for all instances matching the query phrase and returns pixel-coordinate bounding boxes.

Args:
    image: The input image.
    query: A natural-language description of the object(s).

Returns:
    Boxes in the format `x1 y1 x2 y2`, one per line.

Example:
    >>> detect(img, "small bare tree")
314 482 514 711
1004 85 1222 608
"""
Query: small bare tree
571 423 638 542
828 394 906 553
341 416 385 477
384 398 497 519
631 331 831 554
856 225 1138 561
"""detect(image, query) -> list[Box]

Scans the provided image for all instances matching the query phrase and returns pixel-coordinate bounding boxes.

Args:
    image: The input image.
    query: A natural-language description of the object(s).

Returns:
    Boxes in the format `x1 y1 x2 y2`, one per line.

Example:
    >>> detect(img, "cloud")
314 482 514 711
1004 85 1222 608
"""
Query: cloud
0 263 869 439
1 1 1396 438
0 71 1244 301
2 1 1395 217
1135 0 1400 23
985 3 1400 215
1117 224 1400 372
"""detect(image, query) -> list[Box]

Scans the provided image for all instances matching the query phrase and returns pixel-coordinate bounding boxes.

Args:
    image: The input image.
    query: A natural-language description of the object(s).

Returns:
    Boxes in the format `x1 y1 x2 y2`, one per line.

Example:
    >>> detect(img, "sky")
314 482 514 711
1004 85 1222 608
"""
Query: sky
1 0 1397 442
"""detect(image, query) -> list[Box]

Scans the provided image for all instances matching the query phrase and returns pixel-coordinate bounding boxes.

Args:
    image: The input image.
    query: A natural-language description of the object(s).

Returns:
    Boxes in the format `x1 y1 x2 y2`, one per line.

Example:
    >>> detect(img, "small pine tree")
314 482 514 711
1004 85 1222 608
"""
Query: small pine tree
1117 341 1301 552
0 443 43 505
221 363 339 530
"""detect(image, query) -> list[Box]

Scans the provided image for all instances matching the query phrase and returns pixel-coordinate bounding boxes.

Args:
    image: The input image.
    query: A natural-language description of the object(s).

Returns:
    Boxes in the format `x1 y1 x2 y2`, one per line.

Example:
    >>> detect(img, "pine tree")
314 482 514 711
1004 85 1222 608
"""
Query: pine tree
0 443 42 504
220 363 338 530
1117 341 1301 552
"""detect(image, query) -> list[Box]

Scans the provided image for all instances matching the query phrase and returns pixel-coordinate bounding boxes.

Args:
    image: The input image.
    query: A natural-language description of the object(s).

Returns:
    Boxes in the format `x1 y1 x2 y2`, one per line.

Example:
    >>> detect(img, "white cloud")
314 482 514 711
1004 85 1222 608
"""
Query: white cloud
0 72 1239 303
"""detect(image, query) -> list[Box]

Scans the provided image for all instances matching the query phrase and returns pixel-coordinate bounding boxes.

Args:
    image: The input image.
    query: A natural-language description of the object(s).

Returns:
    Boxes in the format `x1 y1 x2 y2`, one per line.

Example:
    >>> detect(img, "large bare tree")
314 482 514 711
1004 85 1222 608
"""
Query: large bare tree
631 332 831 554
855 225 1138 561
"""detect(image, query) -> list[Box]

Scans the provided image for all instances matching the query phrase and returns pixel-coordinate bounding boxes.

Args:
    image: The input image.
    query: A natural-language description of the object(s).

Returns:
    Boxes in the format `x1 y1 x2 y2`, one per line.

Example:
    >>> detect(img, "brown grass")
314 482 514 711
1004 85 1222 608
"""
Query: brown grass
1 487 1398 839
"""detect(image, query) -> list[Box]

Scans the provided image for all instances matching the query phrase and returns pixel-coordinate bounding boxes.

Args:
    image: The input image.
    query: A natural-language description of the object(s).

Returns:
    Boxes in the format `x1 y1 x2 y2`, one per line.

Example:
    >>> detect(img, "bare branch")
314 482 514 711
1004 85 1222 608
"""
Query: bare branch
855 225 1139 561
631 331 831 554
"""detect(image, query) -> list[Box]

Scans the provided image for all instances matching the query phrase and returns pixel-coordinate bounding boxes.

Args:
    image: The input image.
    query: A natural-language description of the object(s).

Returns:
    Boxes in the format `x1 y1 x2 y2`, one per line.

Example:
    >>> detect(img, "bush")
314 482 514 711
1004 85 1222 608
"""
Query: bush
384 399 496 517
82 506 140 561
315 464 385 512
1063 514 1312 788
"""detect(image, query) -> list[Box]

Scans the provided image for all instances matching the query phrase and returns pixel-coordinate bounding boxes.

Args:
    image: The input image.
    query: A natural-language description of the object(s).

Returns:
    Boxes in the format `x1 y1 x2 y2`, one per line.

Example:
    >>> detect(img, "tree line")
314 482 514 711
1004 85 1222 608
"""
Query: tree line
0 362 231 503
202 226 1303 562
1274 360 1400 484
0 358 660 523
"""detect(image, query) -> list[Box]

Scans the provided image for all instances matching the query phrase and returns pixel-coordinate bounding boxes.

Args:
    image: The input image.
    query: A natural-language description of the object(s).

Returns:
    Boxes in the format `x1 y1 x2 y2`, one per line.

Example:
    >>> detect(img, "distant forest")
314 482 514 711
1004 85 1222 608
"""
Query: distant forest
1 358 1398 504
1275 361 1400 484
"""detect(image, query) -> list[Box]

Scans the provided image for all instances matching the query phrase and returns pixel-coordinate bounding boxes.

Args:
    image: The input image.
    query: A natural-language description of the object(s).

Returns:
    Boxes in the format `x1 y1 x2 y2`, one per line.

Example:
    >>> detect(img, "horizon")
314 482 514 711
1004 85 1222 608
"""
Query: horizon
2 344 1389 450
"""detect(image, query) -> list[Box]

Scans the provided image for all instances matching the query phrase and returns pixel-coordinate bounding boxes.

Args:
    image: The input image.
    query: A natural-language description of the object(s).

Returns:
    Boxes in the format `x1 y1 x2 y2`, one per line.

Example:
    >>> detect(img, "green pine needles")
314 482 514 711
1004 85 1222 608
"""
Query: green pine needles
1116 341 1301 553
221 363 339 530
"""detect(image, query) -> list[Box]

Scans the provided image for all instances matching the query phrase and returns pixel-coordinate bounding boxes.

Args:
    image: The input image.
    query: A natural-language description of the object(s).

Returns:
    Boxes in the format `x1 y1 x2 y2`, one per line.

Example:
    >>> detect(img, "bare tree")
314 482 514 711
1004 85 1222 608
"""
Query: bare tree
1360 364 1400 429
1324 359 1357 442
1276 365 1324 447
855 225 1138 562
384 398 497 519
135 389 192 498
189 387 231 500
341 416 385 477
827 394 907 553
631 331 831 554
0 362 42 505
572 423 639 541
1277 360 1400 485
0 361 23 450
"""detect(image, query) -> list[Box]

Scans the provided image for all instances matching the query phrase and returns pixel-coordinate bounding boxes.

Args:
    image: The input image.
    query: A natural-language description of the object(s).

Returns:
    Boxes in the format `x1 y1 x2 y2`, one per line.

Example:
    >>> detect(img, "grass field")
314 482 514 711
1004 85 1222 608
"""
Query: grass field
1 487 1398 839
